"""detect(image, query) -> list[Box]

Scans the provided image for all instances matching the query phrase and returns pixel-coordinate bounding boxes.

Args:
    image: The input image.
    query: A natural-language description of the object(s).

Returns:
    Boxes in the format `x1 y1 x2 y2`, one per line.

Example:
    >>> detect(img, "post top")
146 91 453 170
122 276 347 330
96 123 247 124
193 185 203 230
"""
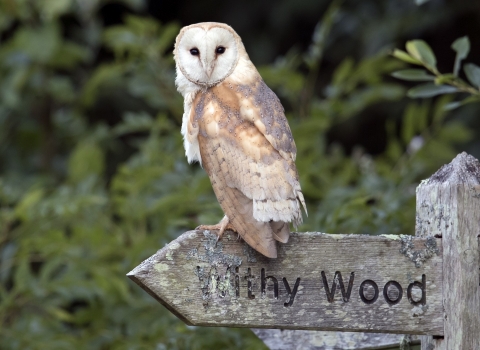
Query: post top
423 152 480 186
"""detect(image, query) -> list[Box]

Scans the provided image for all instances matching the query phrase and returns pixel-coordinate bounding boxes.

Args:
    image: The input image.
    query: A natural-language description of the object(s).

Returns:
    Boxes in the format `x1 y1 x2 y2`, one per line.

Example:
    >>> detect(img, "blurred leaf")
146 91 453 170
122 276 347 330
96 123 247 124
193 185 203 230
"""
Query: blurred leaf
0 243 17 283
444 95 480 110
430 95 454 127
156 22 181 54
0 11 14 32
125 14 159 34
437 121 473 144
47 77 76 103
14 188 44 221
464 63 480 88
304 0 343 69
51 41 90 69
391 69 435 81
331 57 355 88
407 83 458 98
402 105 416 144
46 306 75 322
118 0 146 10
406 40 437 69
392 49 422 65
81 64 124 106
38 0 72 20
104 26 141 56
68 141 105 183
401 102 429 144
434 73 456 85
11 24 60 64
113 112 155 135
259 63 305 101
451 36 470 76
415 0 431 4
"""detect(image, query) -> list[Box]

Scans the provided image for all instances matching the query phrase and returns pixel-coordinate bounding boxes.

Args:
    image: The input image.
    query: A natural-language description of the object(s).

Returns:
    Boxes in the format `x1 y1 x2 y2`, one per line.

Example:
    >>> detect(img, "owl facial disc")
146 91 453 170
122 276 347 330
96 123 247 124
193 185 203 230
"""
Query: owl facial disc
175 25 240 87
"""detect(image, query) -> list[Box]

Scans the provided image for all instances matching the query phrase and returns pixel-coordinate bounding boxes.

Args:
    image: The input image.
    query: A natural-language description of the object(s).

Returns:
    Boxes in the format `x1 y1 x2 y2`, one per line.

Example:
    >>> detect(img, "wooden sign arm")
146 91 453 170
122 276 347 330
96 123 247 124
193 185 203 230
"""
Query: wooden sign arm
128 230 443 334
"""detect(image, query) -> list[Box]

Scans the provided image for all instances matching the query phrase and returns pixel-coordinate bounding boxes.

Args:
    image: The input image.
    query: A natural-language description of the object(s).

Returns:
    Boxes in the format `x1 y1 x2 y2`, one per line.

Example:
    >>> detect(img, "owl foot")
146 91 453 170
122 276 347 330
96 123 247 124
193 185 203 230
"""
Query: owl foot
196 215 236 240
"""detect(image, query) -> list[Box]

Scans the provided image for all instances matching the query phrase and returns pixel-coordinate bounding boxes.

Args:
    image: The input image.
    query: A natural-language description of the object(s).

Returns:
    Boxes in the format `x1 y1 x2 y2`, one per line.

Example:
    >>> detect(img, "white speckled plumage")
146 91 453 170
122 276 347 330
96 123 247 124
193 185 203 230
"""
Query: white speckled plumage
174 22 307 258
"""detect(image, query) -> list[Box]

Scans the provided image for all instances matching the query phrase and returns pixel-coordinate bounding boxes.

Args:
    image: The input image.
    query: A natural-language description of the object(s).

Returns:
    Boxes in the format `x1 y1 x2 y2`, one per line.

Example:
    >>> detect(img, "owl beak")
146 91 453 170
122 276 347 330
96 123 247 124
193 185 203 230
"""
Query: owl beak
202 59 215 78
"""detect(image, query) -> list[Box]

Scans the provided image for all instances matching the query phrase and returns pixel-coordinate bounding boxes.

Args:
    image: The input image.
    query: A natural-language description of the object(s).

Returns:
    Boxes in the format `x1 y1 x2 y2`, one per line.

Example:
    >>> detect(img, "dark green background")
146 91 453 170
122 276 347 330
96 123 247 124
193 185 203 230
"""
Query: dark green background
0 0 479 349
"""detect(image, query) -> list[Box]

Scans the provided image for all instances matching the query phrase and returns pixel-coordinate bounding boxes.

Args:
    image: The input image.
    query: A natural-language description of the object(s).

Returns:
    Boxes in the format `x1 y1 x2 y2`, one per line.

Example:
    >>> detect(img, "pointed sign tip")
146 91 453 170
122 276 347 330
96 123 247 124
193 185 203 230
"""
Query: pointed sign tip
126 263 147 279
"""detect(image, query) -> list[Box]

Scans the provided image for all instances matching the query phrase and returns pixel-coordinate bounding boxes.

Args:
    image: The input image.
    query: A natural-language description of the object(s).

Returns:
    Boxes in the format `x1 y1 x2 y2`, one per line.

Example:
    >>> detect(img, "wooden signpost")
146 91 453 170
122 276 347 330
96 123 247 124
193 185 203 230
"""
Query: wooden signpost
129 231 443 334
127 153 480 349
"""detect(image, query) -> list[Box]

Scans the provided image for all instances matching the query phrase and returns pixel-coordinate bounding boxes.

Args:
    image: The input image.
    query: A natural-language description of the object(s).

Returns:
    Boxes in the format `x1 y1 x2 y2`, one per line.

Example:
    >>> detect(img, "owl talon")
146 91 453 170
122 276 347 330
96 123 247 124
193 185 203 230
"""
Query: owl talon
195 224 221 232
196 215 235 240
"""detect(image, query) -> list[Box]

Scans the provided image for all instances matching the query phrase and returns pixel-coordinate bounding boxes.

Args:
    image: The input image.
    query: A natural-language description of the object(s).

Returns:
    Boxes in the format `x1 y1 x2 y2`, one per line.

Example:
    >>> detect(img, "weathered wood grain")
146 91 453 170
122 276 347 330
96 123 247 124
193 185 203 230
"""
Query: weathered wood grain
128 231 443 334
415 152 480 350
251 329 420 350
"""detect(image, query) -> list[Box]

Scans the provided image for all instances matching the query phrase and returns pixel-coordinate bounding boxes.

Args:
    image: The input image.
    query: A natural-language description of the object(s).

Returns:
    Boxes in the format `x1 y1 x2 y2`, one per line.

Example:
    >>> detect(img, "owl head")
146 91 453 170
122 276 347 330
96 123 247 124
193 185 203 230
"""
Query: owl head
174 22 247 88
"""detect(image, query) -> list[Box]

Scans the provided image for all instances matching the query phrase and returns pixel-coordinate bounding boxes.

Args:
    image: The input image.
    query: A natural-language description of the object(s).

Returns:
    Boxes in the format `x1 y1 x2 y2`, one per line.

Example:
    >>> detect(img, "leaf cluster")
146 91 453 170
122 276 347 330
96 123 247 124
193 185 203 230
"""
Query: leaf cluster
392 38 480 110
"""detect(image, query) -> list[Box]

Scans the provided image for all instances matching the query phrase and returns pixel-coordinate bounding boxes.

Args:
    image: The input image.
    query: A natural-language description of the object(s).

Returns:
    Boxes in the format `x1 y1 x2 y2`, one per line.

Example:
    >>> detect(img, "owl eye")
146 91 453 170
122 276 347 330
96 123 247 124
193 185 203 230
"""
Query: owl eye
216 46 226 54
190 48 199 56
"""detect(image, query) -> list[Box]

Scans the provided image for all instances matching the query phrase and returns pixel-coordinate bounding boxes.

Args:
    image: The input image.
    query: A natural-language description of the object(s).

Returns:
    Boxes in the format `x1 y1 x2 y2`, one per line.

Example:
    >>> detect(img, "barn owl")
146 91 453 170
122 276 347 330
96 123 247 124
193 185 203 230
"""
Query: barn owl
174 22 307 258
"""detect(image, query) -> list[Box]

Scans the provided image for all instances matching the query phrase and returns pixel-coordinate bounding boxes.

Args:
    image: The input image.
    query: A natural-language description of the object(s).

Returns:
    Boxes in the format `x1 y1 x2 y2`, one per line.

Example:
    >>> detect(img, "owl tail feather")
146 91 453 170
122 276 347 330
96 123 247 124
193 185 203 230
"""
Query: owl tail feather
270 221 290 243
222 187 279 258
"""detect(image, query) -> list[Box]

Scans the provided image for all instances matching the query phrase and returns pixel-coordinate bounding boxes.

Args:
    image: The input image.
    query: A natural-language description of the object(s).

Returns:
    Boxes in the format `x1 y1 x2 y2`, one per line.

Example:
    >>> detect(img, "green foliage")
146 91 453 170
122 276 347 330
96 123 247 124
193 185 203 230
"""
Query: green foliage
406 40 437 71
392 37 480 109
391 69 435 82
464 63 480 88
452 36 470 76
0 1 477 349
0 2 259 348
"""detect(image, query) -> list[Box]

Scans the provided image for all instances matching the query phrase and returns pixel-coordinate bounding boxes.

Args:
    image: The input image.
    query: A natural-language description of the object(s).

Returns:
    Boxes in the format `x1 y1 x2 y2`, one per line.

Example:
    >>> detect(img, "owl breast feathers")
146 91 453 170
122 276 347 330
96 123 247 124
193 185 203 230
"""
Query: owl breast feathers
174 22 307 258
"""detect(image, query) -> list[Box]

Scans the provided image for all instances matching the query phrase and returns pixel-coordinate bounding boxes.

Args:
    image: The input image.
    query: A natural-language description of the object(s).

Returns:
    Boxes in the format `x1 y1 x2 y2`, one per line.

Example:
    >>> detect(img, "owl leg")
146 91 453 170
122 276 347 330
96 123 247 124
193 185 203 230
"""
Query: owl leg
196 215 236 240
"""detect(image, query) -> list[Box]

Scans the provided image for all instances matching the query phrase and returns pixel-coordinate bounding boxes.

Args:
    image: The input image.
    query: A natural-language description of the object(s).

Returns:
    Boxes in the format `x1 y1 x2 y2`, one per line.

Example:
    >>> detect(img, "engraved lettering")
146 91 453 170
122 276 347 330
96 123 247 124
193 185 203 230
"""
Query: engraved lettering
321 271 355 303
261 268 278 299
407 274 426 305
197 265 431 309
383 281 403 305
359 280 379 304
247 268 255 299
282 277 301 307
235 267 239 298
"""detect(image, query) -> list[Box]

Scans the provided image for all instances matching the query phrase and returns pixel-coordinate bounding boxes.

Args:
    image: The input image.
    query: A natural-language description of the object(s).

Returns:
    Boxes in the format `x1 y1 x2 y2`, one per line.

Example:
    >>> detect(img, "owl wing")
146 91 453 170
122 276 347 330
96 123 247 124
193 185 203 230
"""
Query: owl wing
194 78 306 257
243 79 298 162
226 79 307 225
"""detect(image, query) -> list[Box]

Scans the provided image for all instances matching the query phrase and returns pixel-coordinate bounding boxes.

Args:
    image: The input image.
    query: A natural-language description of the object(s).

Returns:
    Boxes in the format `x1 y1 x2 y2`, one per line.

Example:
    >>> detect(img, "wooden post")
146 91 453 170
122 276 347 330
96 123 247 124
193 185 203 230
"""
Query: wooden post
415 152 480 350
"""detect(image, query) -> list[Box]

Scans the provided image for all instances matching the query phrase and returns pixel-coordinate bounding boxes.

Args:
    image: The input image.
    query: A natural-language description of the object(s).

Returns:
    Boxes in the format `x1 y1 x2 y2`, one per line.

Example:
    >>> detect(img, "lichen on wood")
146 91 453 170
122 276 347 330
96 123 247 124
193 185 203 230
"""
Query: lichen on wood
399 235 439 268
